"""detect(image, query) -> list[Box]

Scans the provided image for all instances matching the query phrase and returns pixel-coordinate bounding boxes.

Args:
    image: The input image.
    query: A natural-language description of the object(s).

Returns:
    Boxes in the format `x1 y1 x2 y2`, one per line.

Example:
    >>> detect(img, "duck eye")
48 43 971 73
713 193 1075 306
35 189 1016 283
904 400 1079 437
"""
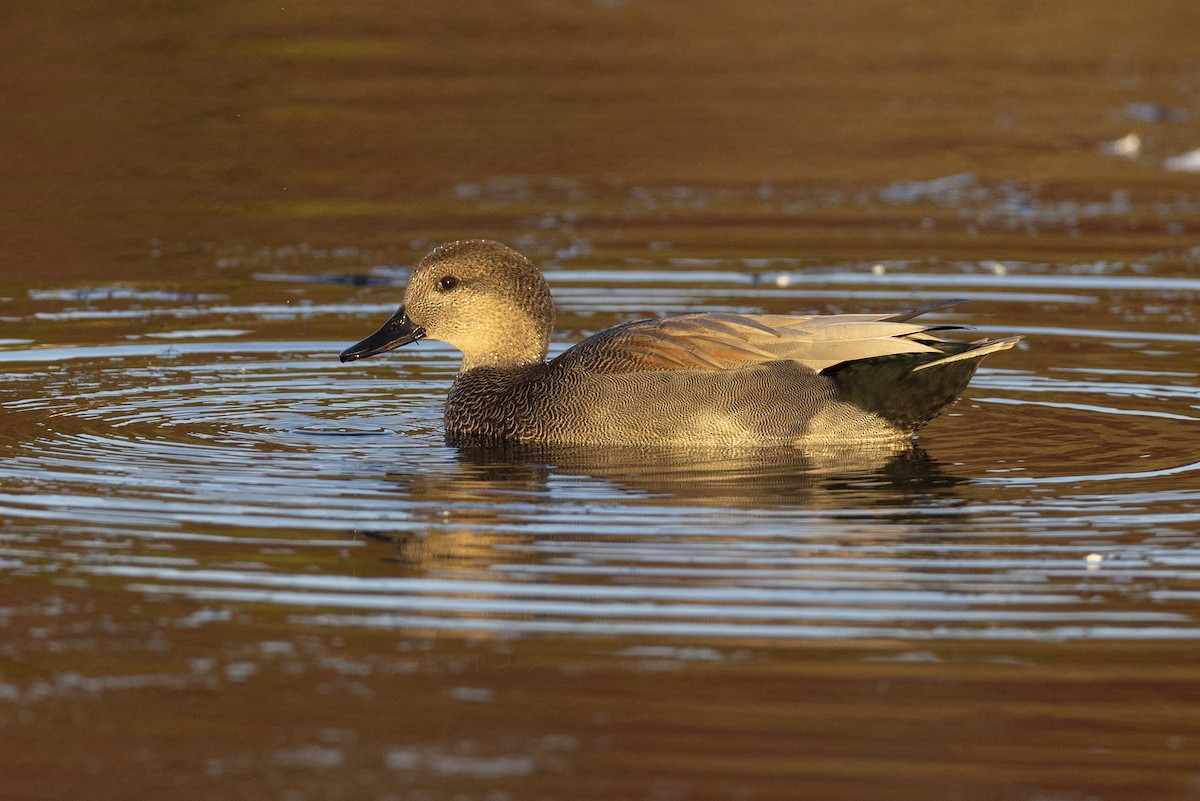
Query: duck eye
439 275 458 291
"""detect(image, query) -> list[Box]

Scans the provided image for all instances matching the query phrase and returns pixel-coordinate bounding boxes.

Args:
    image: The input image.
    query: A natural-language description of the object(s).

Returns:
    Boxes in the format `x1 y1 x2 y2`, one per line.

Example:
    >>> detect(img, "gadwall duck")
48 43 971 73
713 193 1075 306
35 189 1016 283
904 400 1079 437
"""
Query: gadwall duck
340 240 1020 447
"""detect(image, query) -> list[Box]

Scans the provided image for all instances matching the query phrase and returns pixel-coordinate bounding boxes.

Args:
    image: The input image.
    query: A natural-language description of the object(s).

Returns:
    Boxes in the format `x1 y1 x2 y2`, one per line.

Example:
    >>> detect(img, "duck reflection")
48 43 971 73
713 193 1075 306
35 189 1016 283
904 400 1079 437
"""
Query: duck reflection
460 441 965 507
377 440 966 515
364 442 970 579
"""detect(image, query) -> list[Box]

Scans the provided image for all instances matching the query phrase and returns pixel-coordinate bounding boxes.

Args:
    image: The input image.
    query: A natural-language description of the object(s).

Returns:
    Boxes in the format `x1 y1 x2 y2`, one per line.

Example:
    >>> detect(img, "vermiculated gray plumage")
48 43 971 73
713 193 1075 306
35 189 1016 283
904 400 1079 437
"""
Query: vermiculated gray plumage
340 240 1022 447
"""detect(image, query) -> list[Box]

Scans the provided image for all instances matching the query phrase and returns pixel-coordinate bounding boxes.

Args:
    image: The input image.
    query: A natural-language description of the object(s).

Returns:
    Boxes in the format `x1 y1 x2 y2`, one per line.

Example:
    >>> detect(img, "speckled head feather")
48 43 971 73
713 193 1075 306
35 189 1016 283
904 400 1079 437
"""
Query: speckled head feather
340 240 1021 447
403 240 555 371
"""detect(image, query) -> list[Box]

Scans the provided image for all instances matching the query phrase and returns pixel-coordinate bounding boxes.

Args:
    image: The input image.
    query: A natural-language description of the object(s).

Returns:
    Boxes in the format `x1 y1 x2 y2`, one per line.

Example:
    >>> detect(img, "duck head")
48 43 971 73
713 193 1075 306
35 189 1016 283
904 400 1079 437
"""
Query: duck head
339 240 555 371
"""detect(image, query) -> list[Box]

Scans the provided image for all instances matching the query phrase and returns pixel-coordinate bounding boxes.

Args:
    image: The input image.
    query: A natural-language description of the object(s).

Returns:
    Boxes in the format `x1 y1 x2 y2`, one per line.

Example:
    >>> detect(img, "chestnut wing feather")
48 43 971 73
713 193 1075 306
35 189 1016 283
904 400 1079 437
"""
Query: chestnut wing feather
551 311 952 374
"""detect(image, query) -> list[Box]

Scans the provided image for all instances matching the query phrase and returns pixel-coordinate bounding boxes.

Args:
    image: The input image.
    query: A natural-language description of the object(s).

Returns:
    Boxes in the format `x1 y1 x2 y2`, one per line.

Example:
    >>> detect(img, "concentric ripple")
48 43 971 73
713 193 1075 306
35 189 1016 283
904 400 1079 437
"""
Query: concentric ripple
1 262 1199 643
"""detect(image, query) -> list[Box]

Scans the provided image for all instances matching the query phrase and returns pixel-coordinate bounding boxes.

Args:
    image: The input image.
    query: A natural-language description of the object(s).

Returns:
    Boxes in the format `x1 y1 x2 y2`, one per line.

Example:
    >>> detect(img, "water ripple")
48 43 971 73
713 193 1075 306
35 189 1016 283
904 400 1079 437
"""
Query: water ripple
1 279 1198 643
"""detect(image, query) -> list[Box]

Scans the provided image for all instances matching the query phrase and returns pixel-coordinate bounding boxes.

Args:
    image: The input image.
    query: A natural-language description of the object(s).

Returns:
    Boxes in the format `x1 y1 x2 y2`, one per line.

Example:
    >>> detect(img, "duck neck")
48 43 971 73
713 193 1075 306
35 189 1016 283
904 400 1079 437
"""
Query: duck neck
459 346 546 373
456 317 549 373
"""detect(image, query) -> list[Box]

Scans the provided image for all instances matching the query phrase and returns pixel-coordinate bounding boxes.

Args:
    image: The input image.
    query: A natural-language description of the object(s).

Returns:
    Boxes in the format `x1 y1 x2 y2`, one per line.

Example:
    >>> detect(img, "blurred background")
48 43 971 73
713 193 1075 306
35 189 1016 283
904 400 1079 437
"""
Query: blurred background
3 0 1199 281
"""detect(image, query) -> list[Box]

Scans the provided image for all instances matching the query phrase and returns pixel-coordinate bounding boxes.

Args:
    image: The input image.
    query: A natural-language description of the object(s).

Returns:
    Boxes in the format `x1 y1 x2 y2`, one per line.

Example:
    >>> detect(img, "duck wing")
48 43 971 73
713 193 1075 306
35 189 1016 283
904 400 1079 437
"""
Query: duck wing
552 301 998 374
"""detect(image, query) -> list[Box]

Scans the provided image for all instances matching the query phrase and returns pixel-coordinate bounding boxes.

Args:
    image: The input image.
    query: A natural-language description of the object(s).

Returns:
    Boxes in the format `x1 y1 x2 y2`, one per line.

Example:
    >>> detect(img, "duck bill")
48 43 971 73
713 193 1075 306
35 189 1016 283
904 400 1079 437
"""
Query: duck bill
339 307 426 362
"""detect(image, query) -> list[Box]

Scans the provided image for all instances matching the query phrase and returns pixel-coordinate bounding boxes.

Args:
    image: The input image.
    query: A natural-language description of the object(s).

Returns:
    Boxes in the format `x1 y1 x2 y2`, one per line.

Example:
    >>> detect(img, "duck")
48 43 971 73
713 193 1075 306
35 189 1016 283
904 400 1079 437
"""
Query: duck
339 240 1021 447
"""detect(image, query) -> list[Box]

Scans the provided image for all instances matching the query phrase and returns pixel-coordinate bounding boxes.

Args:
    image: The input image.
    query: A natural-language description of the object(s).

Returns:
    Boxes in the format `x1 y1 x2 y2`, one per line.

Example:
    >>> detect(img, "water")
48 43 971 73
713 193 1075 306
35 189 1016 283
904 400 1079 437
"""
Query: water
4 251 1199 639
4 2 1200 799
4 228 1199 798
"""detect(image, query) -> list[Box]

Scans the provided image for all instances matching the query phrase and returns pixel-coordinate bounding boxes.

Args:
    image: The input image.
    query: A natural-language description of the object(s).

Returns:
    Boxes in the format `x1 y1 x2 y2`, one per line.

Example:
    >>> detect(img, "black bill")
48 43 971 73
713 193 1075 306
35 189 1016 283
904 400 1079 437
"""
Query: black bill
339 307 426 362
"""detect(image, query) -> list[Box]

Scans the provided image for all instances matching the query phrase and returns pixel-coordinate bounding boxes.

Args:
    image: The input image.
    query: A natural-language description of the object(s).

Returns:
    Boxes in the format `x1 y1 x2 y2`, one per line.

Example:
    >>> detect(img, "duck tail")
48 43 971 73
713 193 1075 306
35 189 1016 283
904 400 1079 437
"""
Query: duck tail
882 298 970 323
910 335 1022 371
822 336 1022 433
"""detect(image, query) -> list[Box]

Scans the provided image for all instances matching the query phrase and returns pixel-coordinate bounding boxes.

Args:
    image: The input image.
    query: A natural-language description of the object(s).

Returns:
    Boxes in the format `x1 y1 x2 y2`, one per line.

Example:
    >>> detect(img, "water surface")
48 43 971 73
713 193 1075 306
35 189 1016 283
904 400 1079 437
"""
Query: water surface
2 2 1200 800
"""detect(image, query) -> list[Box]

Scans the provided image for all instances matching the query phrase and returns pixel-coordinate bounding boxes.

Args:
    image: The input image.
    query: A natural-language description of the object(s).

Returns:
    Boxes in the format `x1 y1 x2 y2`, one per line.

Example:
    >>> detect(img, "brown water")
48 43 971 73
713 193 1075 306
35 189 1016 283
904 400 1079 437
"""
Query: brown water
3 2 1200 800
